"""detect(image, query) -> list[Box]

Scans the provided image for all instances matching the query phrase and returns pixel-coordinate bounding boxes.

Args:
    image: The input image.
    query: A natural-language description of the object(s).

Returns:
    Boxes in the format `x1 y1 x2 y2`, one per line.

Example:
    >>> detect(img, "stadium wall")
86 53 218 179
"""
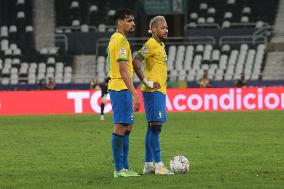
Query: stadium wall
0 87 284 115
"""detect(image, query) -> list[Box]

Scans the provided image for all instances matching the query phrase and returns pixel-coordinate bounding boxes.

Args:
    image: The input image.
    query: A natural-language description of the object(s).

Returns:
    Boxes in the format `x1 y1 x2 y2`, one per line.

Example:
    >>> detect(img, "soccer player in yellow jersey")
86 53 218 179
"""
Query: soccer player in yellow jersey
107 9 140 178
133 16 173 175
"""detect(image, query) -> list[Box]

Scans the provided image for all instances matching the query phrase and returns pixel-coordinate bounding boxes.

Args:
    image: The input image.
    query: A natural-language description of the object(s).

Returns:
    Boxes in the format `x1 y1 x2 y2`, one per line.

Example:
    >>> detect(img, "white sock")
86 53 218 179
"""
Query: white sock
144 162 154 167
155 161 164 169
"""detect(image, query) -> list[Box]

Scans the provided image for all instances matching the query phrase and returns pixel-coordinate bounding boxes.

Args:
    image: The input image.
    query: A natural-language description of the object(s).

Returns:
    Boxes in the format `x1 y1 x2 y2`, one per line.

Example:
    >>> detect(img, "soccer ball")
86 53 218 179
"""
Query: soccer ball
169 155 190 174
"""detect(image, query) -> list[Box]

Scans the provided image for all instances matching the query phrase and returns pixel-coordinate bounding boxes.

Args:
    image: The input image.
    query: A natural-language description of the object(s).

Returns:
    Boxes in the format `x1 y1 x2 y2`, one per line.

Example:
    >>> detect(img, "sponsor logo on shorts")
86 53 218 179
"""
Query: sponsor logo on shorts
158 111 163 118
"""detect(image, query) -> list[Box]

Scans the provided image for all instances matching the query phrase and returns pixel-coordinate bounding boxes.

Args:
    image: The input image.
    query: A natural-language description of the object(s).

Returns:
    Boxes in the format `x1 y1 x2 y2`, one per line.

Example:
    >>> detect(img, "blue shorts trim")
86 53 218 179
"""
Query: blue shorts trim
142 91 167 123
109 90 134 125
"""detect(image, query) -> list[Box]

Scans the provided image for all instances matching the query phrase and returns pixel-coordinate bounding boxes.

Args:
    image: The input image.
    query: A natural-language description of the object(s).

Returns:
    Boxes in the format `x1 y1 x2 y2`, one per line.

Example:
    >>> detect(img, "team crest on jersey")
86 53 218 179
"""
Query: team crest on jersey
120 48 127 55
141 46 148 54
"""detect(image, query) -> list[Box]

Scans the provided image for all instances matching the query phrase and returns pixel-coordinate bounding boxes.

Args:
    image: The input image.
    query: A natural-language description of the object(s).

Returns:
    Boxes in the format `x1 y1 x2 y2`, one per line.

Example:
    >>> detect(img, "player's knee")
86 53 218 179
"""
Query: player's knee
126 125 132 132
113 129 125 136
113 125 127 135
150 124 162 132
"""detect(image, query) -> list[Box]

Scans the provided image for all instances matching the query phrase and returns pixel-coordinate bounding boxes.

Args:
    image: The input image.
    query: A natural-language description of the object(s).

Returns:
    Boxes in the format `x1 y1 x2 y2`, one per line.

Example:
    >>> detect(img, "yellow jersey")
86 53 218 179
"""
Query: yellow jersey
137 37 167 94
107 32 133 91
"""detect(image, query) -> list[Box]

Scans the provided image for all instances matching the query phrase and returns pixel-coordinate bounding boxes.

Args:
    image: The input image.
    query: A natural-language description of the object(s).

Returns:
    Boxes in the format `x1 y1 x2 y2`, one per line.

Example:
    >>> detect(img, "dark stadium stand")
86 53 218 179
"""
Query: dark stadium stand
0 0 34 55
180 0 279 81
0 0 282 89
55 0 137 33
186 0 278 29
0 0 73 85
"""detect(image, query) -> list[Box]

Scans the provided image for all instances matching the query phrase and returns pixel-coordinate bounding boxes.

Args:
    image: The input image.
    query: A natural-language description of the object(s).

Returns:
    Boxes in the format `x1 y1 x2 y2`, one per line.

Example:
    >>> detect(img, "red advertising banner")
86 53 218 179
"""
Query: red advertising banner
0 87 284 115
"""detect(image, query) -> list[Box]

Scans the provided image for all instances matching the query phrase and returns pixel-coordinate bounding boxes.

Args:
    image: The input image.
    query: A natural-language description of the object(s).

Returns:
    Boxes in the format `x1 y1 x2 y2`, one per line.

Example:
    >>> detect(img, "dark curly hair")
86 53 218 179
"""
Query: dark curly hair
114 8 133 23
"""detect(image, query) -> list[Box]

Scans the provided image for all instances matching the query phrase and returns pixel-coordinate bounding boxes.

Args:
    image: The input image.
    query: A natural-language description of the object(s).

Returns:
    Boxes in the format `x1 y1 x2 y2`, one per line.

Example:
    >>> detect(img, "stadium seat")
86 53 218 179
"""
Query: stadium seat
0 0 278 88
17 0 25 5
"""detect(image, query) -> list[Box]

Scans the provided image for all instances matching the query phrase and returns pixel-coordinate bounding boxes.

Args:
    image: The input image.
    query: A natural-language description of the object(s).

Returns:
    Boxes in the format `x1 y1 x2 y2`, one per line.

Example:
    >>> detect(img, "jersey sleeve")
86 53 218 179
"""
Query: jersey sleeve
116 37 129 62
137 42 154 60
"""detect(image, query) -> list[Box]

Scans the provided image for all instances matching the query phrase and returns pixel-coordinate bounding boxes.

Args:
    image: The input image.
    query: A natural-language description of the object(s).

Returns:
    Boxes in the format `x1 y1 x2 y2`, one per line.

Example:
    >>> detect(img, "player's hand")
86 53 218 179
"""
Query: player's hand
153 82 161 90
132 93 140 112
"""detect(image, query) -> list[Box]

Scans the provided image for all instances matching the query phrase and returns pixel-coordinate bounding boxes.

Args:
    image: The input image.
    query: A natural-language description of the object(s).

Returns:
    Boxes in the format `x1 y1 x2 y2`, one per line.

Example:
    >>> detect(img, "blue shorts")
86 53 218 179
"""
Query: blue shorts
142 91 167 123
109 90 134 125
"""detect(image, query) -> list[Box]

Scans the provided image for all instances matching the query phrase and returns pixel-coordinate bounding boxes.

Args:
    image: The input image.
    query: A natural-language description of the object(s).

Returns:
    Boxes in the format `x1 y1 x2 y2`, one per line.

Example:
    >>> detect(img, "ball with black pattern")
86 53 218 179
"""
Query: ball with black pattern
170 155 190 174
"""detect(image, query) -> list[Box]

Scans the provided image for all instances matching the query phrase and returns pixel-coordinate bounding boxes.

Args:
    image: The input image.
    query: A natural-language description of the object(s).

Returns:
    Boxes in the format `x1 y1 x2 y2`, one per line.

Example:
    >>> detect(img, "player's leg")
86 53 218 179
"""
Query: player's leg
122 124 139 176
143 122 155 174
149 122 172 175
110 90 139 177
112 124 126 173
149 122 162 164
122 125 131 169
100 94 106 120
144 123 153 162
109 90 130 177
121 91 139 176
112 124 139 177
147 91 173 175
142 92 155 174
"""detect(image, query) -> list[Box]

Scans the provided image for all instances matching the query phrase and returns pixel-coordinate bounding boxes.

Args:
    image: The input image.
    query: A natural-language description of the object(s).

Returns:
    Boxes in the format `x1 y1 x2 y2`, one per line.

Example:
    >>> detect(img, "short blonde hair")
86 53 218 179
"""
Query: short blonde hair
148 16 166 34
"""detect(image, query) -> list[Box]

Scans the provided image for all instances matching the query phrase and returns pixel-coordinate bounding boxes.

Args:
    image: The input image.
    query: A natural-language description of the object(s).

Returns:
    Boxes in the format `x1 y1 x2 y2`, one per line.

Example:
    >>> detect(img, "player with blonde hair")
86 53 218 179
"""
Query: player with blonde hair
133 16 173 175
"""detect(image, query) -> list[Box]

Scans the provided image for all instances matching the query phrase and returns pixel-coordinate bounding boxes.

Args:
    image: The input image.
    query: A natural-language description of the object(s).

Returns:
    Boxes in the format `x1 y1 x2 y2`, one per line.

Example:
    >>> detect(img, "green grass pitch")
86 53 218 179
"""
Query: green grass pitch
0 111 283 189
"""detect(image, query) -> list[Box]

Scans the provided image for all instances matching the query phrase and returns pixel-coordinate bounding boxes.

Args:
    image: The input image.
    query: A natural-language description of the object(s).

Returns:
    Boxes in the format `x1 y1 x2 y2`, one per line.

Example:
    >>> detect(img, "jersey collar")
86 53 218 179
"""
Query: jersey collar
151 37 164 47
